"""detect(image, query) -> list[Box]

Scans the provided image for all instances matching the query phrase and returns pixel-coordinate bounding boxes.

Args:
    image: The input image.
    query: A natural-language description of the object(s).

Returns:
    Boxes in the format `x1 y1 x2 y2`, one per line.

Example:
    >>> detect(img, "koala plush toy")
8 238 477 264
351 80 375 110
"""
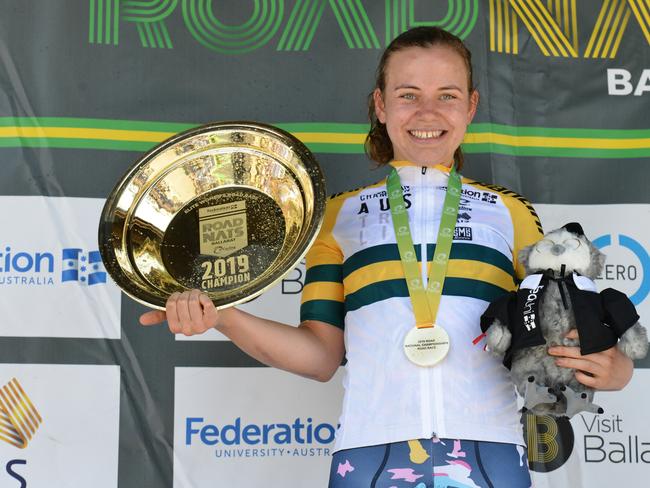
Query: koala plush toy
480 223 648 418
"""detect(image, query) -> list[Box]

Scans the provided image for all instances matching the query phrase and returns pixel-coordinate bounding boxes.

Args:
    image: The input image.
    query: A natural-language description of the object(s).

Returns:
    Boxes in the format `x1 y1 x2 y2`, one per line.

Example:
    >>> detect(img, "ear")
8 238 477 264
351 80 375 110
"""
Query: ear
467 89 479 124
562 222 585 237
373 88 386 124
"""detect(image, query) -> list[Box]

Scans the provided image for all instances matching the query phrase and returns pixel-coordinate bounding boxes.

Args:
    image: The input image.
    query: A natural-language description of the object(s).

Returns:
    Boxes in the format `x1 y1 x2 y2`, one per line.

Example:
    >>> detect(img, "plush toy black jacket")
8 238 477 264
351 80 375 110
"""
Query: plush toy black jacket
480 271 640 369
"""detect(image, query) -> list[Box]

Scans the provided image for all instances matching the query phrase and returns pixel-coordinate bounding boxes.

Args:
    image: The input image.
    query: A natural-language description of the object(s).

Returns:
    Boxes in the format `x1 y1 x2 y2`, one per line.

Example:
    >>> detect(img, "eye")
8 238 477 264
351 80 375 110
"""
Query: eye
440 93 457 101
563 238 581 250
399 93 416 100
535 239 554 252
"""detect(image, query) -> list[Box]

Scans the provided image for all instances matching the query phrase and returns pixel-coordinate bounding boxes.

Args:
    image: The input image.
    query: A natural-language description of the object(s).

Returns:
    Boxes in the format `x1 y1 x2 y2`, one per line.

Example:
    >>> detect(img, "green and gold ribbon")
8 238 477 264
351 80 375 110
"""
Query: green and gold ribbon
387 164 461 329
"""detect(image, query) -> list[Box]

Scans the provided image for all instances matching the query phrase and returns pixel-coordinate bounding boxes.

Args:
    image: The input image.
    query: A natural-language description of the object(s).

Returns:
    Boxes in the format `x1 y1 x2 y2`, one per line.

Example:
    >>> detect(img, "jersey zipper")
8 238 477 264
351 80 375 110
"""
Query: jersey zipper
419 165 434 438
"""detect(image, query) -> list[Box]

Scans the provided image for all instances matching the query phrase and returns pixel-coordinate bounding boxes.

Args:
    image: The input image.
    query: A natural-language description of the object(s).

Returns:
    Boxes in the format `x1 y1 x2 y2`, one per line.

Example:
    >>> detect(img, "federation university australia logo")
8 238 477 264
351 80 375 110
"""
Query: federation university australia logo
61 249 106 286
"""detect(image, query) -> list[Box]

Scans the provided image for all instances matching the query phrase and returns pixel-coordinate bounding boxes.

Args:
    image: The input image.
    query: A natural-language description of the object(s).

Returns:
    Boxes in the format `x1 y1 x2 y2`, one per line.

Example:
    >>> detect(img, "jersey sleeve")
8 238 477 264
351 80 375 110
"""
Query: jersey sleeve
505 195 544 281
462 179 543 283
300 196 346 329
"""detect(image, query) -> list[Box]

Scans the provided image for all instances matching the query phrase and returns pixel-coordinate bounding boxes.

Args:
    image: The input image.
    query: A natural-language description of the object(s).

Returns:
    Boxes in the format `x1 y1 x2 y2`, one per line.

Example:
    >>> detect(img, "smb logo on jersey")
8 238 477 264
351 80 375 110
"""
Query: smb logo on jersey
61 249 106 286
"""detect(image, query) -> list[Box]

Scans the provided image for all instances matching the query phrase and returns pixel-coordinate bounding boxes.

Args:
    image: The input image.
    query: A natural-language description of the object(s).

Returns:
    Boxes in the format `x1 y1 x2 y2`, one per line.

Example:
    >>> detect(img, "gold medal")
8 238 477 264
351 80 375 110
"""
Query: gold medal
403 325 450 367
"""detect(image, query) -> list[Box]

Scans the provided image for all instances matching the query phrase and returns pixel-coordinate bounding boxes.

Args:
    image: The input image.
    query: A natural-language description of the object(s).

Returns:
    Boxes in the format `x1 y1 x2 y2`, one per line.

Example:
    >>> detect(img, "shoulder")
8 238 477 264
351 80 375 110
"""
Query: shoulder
313 178 387 245
325 178 387 216
463 177 543 234
328 178 387 203
462 177 536 212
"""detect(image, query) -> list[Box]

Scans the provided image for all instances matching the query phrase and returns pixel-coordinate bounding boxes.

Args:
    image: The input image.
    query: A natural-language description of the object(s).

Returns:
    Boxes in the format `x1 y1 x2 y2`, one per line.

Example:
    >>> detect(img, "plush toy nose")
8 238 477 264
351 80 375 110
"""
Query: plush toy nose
551 244 565 256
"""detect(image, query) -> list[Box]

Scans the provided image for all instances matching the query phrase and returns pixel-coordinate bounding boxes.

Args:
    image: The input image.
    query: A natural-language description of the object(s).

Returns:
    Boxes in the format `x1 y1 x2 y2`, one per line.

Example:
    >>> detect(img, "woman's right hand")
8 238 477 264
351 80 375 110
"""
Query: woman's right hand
139 290 344 381
139 289 221 336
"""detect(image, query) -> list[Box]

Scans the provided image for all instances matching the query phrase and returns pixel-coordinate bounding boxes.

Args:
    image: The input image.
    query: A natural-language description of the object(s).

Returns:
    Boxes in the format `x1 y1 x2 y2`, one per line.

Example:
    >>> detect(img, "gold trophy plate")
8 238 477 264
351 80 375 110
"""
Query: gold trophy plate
98 122 326 310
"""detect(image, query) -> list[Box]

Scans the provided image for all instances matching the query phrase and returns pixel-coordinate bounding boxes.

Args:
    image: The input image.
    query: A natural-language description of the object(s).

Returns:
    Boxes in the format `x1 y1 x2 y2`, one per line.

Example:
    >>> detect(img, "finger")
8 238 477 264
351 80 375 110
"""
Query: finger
555 356 605 377
198 293 219 328
166 292 182 334
565 328 579 340
176 291 193 335
187 289 204 329
139 310 167 326
574 370 599 388
547 345 582 358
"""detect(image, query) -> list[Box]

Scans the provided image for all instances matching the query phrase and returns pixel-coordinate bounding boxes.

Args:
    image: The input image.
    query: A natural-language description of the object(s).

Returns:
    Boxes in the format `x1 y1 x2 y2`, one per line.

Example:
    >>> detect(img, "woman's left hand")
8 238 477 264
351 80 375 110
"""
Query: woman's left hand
547 329 633 391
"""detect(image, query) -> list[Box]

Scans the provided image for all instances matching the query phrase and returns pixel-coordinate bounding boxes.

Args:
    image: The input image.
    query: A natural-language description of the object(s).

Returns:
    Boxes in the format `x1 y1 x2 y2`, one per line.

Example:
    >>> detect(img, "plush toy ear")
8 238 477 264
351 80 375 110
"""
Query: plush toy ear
562 222 584 237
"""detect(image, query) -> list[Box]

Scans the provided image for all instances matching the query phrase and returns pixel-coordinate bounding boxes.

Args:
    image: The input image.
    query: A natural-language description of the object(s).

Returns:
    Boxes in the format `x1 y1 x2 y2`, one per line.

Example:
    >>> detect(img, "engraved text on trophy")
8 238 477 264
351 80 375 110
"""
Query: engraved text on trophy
199 201 248 257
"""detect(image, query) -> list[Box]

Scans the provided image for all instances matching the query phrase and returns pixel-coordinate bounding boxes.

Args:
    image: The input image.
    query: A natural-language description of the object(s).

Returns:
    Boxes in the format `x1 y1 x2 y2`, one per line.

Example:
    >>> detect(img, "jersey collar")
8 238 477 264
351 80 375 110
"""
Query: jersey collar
387 160 454 186
389 160 452 173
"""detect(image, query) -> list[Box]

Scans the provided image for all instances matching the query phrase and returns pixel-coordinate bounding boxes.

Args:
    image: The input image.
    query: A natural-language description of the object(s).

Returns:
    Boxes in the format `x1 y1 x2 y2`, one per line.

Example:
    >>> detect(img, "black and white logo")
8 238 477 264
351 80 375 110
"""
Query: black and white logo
523 313 536 331
454 227 473 241
481 192 498 204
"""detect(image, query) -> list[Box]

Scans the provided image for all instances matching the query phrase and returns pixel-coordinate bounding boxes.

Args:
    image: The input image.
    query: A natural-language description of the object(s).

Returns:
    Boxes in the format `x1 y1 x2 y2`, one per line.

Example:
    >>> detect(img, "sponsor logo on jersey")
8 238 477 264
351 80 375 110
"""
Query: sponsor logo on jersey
454 227 473 241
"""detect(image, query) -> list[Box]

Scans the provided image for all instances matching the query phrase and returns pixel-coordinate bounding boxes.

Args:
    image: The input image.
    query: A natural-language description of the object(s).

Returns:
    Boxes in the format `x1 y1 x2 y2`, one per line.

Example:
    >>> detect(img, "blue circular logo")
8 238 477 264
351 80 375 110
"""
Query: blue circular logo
593 234 650 305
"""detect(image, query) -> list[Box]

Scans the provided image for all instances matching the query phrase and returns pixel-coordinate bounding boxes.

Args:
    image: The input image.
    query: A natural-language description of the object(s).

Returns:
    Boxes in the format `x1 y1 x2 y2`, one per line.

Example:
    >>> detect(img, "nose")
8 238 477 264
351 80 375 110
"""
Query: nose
551 244 565 256
417 97 442 117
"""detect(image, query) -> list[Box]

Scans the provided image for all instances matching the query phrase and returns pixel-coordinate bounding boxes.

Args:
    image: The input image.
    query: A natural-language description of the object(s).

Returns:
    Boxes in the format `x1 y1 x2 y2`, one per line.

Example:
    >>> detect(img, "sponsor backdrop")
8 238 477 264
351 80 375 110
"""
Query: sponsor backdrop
0 1 648 486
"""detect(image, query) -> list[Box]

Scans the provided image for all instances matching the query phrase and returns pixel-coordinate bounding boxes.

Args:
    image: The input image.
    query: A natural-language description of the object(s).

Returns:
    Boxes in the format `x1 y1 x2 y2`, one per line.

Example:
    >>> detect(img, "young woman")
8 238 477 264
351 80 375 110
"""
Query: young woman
140 27 633 488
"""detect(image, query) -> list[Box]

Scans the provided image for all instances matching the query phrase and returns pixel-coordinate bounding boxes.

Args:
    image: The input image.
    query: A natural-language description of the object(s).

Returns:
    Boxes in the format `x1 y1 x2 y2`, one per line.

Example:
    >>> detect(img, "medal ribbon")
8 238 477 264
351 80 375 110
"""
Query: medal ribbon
387 164 461 329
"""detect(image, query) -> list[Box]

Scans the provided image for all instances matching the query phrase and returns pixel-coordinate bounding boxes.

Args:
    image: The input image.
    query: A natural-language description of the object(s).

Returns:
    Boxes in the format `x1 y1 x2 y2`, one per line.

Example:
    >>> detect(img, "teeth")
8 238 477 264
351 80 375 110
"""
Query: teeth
410 130 443 139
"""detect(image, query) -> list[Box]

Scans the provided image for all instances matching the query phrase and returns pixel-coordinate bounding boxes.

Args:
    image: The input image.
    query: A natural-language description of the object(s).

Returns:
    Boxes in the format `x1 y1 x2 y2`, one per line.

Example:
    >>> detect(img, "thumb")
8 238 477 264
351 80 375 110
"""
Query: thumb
139 310 167 326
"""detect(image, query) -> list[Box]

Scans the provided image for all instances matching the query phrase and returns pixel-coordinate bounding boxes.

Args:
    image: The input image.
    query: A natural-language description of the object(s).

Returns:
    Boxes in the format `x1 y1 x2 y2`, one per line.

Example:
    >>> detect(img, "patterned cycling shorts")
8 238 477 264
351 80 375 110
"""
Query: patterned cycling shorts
329 437 531 488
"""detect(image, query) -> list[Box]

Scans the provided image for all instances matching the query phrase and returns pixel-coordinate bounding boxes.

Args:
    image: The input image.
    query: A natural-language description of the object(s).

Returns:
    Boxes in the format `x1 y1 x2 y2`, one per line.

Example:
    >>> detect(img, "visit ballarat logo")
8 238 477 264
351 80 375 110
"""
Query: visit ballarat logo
0 246 106 287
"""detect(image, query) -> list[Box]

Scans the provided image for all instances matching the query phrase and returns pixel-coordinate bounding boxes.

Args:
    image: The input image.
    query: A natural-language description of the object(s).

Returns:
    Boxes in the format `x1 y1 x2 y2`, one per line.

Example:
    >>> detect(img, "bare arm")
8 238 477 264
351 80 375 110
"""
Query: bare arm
140 289 345 382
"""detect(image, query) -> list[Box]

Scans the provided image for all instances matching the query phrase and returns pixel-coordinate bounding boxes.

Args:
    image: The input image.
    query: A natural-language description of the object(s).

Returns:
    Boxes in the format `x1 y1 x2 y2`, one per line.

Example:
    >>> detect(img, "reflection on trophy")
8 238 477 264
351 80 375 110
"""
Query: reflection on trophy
98 122 326 310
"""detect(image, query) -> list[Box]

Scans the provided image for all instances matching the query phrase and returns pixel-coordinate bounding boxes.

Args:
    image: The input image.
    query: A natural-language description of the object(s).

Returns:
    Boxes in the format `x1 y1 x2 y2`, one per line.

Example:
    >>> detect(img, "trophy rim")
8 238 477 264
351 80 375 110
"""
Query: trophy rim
99 121 326 310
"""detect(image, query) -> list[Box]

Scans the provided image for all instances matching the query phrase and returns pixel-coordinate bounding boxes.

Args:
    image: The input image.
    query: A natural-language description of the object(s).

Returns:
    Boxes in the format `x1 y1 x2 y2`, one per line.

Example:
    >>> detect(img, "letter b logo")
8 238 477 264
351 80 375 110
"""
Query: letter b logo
524 413 574 472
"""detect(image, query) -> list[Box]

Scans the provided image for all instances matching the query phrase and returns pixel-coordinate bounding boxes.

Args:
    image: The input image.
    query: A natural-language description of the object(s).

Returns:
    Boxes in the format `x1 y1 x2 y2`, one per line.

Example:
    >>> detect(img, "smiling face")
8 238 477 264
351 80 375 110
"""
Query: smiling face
373 45 479 167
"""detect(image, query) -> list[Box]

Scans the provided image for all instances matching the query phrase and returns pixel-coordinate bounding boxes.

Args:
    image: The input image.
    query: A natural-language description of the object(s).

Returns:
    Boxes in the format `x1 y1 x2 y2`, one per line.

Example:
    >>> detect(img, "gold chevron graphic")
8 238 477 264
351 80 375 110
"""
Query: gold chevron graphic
508 0 578 57
0 378 43 449
490 0 650 58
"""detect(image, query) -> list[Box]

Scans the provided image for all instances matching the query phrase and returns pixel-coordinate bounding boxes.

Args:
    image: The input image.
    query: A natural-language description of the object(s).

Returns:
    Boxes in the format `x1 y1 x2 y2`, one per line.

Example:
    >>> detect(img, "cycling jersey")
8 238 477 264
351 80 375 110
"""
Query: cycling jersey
300 161 544 452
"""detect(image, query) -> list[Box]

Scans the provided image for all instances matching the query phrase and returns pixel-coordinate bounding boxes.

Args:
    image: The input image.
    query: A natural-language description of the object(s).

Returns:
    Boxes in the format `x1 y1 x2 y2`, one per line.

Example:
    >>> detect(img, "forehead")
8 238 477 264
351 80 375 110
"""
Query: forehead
383 45 470 88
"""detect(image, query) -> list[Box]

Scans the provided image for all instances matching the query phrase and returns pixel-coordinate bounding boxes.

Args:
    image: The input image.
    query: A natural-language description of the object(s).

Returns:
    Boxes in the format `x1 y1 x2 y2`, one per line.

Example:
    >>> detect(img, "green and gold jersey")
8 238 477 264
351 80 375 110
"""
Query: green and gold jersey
300 161 543 452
